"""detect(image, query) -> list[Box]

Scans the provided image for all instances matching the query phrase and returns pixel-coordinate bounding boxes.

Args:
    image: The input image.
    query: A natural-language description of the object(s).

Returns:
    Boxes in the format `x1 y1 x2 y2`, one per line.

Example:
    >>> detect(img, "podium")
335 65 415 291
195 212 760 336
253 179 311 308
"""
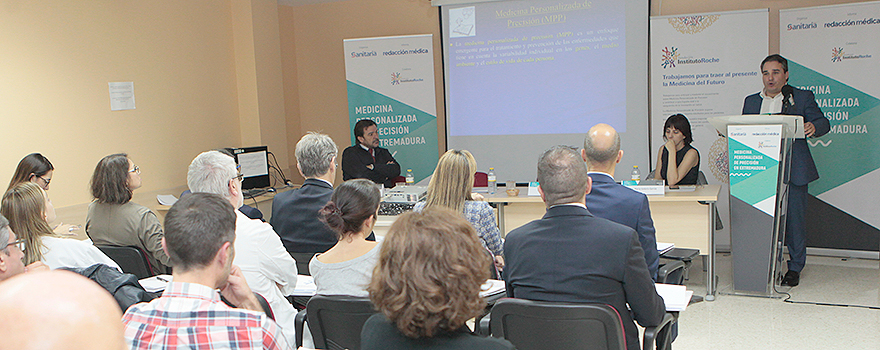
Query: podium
709 115 803 296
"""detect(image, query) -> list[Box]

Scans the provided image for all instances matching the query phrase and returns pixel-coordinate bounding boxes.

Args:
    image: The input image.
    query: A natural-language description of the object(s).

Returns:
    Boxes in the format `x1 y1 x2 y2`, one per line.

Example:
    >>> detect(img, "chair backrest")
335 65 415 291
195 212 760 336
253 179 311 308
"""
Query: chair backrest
307 295 377 350
489 298 626 350
290 252 316 276
658 260 687 285
474 171 489 187
96 245 155 279
696 170 708 185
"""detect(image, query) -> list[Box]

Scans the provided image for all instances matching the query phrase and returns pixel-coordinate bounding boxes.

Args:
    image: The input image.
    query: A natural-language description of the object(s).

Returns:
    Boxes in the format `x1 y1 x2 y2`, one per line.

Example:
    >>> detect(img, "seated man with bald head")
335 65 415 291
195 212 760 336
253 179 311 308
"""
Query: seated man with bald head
0 270 125 350
582 123 659 280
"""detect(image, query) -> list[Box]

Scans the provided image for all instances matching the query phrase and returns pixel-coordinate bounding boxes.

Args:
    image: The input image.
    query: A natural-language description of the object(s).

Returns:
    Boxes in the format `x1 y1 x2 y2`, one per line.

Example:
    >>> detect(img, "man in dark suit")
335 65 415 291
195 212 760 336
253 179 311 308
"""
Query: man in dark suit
341 119 401 188
504 146 666 350
271 132 376 255
742 54 830 287
583 123 659 280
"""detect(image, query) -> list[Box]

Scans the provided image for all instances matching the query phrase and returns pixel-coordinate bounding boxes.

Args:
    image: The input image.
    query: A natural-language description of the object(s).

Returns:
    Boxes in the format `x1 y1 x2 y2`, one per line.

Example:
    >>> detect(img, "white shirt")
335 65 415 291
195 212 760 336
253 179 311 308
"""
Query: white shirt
759 90 784 115
40 236 121 271
233 210 299 346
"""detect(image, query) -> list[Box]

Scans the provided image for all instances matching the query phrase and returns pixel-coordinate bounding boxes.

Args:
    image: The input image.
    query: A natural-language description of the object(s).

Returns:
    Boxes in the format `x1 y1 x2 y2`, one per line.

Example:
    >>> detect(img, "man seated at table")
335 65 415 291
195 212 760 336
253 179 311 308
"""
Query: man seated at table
188 150 298 345
122 193 291 349
342 119 400 188
503 145 666 350
271 132 374 256
583 123 659 280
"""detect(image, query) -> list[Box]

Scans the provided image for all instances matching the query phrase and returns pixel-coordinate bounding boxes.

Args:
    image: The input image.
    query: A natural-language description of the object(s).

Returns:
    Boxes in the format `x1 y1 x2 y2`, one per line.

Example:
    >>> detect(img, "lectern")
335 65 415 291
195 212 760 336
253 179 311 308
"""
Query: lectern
709 115 803 296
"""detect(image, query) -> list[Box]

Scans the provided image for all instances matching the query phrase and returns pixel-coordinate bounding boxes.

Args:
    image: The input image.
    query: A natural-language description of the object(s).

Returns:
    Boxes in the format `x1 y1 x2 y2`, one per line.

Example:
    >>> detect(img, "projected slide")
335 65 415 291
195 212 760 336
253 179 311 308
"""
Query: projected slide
446 0 625 136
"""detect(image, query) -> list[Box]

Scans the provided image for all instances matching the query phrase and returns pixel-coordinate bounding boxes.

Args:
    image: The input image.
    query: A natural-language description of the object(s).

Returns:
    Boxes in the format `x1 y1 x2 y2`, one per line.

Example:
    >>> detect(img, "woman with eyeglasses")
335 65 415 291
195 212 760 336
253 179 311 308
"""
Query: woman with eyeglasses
1 182 119 270
85 153 170 274
7 153 80 236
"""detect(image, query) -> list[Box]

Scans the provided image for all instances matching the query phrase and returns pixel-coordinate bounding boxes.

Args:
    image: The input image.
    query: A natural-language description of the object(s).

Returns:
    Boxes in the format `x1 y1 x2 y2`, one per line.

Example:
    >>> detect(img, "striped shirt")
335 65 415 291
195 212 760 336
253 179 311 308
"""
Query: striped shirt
122 282 291 350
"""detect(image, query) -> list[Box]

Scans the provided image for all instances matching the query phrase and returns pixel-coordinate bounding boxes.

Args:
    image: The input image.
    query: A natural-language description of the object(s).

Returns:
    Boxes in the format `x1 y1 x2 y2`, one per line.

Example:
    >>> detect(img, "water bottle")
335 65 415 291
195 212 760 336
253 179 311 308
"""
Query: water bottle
405 169 415 186
631 165 641 182
487 167 497 194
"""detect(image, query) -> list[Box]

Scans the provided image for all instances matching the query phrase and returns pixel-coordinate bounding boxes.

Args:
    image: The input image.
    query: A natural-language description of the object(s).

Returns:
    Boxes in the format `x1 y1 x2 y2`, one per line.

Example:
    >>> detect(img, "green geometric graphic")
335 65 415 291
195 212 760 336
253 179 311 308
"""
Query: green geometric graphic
728 137 780 206
346 81 439 183
788 61 880 195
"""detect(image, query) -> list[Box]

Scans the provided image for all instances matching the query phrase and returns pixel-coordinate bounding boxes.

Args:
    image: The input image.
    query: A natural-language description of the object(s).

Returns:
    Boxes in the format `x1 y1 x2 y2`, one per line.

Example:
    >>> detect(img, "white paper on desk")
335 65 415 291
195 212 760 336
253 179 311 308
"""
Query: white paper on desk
656 242 674 255
480 279 506 297
291 275 317 296
140 275 172 293
654 283 692 312
109 82 136 111
157 194 178 206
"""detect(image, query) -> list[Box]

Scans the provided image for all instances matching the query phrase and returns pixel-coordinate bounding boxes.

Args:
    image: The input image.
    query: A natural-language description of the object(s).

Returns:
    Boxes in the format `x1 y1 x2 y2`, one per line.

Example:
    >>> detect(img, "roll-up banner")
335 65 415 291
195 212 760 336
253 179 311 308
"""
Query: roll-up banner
344 34 439 183
780 2 880 255
650 10 769 248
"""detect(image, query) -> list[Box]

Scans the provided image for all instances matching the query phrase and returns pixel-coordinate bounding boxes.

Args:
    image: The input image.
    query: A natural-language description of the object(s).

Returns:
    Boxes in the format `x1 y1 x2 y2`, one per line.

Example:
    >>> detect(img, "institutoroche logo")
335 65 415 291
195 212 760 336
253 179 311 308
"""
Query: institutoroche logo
832 47 844 62
661 47 679 69
391 72 401 85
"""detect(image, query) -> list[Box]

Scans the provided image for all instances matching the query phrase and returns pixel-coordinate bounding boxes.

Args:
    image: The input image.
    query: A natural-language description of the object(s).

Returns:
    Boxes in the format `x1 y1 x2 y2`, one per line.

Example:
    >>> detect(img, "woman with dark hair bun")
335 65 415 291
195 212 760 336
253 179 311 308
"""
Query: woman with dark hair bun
85 153 170 273
654 114 700 185
309 178 382 297
361 208 514 350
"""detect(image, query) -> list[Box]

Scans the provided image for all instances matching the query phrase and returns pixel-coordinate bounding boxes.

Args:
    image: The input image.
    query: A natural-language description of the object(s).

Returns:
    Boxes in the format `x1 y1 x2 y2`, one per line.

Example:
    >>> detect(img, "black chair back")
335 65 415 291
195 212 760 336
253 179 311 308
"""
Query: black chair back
96 245 155 279
658 260 687 285
489 298 626 350
290 252 316 276
307 295 376 350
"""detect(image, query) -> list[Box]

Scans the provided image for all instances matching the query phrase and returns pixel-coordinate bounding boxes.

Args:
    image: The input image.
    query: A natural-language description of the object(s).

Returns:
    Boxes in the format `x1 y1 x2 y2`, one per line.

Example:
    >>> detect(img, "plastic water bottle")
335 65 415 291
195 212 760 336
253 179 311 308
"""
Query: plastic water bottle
487 167 497 194
405 169 415 186
631 165 641 182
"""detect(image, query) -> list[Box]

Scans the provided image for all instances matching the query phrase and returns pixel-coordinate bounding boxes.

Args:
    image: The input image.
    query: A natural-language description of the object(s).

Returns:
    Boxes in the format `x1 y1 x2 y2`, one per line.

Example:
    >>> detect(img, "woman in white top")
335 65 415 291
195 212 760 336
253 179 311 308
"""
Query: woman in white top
1 182 119 270
309 179 382 297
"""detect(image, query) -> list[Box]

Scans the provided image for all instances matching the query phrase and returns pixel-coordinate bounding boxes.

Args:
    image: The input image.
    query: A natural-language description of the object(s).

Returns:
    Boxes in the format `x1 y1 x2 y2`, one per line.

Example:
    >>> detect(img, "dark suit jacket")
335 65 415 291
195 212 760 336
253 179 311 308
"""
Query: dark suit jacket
342 145 401 188
503 205 665 350
743 86 830 186
270 179 337 254
585 173 659 280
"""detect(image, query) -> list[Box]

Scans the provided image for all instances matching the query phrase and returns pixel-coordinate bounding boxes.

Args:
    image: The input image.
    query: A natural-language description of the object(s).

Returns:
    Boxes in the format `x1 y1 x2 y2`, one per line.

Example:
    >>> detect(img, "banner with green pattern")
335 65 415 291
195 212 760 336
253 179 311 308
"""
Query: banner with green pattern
729 125 782 216
343 35 439 183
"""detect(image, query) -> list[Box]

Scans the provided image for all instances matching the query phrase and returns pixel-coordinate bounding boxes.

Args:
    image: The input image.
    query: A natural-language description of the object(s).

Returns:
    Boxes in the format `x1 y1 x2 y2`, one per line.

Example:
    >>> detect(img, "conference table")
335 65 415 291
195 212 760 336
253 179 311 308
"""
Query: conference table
483 185 721 300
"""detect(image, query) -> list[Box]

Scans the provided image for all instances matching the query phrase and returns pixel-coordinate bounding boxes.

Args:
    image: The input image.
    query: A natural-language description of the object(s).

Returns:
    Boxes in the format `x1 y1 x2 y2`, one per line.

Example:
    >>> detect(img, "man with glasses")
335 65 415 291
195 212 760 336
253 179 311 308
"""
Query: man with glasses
187 150 298 345
0 214 48 282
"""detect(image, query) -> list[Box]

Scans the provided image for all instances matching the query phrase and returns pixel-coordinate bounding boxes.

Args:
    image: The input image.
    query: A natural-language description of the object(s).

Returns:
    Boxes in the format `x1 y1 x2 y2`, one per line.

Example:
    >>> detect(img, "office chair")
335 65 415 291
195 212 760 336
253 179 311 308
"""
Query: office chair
96 245 156 279
290 252 317 276
294 295 376 350
484 298 674 350
657 259 687 285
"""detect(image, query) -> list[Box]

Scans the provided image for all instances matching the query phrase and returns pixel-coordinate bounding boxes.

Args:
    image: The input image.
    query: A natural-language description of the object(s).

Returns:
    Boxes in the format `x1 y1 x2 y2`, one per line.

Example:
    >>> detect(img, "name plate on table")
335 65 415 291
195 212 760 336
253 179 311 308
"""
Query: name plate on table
527 182 540 196
622 179 665 196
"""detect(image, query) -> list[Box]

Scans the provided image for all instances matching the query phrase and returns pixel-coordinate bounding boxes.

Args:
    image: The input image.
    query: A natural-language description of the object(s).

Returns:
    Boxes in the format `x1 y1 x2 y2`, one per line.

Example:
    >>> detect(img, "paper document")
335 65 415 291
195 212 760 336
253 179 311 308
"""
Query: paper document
656 242 675 255
291 275 317 296
654 283 693 312
480 279 506 297
139 275 172 293
157 194 178 206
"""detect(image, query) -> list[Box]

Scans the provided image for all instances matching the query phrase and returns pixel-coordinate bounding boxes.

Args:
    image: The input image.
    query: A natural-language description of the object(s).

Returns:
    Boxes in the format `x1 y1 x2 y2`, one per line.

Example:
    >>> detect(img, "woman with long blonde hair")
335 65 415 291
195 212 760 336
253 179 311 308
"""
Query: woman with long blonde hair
1 182 118 269
414 149 504 269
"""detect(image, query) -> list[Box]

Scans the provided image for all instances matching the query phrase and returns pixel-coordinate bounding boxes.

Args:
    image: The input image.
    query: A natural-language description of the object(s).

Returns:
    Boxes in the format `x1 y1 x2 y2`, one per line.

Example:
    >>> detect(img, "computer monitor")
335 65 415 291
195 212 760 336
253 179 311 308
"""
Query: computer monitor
225 146 270 190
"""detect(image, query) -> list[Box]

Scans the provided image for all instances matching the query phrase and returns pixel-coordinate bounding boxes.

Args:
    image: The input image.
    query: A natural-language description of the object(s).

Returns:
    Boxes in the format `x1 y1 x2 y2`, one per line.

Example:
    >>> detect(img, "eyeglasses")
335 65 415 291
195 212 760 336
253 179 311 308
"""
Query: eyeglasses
129 165 140 174
33 174 51 186
232 172 244 182
5 238 25 252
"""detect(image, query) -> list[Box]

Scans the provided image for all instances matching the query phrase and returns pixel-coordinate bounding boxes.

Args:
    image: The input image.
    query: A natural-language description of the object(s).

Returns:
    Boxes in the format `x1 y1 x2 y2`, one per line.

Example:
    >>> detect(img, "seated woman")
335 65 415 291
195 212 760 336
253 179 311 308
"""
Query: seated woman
362 208 514 350
85 153 170 273
1 182 119 270
414 149 504 270
309 179 382 297
7 153 78 235
654 114 700 186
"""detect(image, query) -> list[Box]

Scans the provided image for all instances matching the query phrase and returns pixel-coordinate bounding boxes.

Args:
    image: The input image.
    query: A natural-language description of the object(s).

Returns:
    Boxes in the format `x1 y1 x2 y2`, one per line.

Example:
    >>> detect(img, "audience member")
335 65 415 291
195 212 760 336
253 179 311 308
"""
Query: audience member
188 150 298 345
654 114 700 186
503 145 665 350
1 182 119 270
0 270 125 350
271 132 374 255
310 179 381 297
362 208 514 350
583 124 659 280
0 213 48 282
122 193 291 349
85 153 170 273
414 149 504 270
342 119 401 188
8 153 79 235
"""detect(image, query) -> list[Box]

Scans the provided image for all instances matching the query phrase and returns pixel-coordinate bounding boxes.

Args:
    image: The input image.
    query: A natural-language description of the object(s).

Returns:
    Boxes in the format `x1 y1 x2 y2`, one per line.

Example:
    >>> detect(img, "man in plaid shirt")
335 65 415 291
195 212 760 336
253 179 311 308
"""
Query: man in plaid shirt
122 193 292 350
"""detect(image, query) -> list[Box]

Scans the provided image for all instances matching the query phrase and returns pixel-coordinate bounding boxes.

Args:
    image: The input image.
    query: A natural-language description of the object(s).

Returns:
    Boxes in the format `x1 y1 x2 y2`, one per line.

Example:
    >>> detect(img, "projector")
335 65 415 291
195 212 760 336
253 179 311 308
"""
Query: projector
383 186 427 203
